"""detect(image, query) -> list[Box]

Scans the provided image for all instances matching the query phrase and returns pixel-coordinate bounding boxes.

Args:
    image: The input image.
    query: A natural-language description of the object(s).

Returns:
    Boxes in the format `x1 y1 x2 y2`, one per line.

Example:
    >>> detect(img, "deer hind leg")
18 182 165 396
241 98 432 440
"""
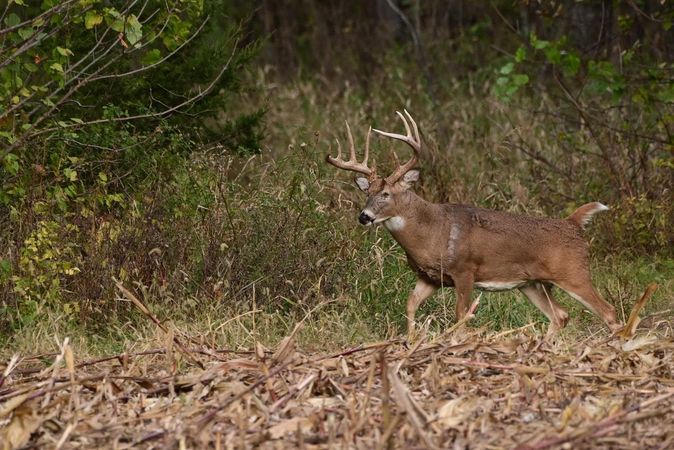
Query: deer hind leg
406 278 438 338
553 275 621 331
519 282 569 335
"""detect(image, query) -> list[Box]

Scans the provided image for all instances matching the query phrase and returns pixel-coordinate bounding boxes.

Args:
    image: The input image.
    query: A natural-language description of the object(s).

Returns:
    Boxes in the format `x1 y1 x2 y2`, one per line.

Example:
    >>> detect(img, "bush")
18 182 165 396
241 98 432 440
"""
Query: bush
0 0 265 333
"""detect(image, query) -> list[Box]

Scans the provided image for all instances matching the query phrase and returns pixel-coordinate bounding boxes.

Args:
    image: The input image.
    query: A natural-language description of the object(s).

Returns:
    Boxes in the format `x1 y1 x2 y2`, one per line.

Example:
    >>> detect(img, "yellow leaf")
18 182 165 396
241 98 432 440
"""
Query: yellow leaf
84 11 103 29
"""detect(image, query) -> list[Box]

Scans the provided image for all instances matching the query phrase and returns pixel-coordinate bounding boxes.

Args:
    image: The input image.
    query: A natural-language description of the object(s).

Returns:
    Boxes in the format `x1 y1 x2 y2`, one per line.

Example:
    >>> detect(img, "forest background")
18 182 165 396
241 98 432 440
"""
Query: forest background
1 0 673 354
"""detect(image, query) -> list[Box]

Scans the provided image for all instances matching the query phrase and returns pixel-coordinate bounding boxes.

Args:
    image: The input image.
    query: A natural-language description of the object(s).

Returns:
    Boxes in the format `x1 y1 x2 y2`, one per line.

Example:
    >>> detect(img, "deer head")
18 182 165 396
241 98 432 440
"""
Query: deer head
326 110 421 226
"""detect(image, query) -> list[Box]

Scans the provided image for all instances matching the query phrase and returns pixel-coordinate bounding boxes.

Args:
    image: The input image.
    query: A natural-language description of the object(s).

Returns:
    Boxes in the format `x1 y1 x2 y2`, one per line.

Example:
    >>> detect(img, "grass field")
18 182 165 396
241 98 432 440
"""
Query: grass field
3 80 673 358
4 253 673 360
2 2 674 448
2 79 673 450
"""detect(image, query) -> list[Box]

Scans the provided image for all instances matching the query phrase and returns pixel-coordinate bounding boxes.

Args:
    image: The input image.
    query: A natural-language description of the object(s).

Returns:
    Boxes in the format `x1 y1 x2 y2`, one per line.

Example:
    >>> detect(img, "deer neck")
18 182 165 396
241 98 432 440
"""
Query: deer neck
383 191 442 246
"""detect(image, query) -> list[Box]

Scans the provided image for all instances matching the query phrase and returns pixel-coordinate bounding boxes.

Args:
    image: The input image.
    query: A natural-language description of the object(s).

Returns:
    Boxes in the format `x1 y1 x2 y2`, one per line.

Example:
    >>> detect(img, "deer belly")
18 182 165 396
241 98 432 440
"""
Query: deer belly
474 280 528 291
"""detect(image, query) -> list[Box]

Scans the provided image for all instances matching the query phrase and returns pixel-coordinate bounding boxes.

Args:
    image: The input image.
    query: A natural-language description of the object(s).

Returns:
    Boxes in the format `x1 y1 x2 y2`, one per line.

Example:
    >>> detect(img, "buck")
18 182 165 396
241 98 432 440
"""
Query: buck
326 110 622 336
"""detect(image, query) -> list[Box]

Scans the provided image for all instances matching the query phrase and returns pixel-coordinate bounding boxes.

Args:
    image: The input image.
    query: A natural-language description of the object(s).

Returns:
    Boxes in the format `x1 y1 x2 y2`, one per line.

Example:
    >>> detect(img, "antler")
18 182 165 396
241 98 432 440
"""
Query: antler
326 121 376 180
373 110 421 185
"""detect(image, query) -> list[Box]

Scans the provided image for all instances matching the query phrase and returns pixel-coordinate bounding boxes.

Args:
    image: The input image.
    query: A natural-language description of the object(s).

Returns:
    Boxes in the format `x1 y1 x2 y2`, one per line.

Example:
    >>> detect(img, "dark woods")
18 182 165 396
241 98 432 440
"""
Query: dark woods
248 1 673 79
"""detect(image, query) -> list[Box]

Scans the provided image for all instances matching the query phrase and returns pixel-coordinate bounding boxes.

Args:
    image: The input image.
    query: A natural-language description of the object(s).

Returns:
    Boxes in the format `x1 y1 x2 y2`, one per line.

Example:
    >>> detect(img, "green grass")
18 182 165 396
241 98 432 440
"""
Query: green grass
2 78 673 359
4 243 671 360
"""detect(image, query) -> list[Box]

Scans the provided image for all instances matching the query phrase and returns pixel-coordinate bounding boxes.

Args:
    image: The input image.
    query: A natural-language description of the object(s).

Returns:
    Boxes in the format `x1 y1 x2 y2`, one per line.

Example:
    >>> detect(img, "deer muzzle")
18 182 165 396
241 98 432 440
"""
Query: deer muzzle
359 211 374 225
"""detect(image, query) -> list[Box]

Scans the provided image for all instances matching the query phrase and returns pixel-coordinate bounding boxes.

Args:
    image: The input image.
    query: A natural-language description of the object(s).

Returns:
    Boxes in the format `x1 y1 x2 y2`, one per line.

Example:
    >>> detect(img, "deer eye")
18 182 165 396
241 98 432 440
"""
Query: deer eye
382 192 390 198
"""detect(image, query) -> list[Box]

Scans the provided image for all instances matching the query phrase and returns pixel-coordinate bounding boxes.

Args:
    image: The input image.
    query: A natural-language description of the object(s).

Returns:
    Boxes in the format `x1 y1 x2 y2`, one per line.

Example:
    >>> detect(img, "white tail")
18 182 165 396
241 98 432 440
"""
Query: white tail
567 202 609 229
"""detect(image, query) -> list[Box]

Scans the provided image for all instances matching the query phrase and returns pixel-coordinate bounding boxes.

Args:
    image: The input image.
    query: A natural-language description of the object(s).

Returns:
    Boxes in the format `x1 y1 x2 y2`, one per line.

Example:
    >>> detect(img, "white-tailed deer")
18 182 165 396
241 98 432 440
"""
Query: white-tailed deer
326 110 622 336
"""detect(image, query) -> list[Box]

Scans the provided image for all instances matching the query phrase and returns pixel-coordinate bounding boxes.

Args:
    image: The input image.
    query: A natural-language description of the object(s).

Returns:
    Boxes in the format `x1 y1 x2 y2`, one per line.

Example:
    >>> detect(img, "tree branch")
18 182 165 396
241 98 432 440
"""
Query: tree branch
0 0 78 37
2 38 239 156
89 16 208 82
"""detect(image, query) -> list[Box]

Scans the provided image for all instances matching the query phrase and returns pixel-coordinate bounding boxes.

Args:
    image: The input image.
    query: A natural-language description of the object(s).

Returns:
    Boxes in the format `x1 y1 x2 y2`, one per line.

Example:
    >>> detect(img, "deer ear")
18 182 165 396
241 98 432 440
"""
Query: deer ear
355 177 370 192
397 169 420 190
403 170 420 184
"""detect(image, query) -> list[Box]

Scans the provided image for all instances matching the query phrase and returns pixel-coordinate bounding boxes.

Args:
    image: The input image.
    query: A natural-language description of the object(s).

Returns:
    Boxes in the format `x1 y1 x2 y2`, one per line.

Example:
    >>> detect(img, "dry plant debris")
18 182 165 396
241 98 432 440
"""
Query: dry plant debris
1 318 673 450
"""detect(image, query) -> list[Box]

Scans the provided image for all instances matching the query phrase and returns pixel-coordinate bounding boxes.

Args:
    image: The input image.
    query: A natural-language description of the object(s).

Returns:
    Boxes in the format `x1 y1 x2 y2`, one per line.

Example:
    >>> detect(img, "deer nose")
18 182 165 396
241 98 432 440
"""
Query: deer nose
359 211 374 225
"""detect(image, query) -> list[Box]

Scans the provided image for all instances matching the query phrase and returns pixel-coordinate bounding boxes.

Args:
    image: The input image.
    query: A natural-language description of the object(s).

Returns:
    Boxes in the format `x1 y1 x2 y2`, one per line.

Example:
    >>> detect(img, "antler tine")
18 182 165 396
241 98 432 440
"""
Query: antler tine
363 126 371 166
372 111 410 141
397 110 411 138
392 151 400 166
373 110 422 184
404 109 420 144
345 120 357 162
325 121 376 178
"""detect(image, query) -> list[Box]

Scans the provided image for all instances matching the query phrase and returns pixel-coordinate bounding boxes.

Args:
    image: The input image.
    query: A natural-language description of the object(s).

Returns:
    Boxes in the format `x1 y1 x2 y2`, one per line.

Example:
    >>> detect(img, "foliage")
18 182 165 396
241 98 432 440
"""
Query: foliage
1 1 673 350
491 11 674 253
0 0 265 333
10 220 81 324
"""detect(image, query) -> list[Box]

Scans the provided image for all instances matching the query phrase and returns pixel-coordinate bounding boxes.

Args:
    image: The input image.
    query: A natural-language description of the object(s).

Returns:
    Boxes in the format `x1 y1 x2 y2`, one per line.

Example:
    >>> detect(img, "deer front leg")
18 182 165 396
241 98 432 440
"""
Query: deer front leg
453 272 475 321
406 278 438 338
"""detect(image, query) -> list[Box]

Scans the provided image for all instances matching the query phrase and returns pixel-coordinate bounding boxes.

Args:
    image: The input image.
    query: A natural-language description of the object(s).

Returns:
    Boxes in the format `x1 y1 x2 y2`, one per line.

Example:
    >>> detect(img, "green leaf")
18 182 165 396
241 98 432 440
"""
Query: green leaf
657 85 674 103
56 47 74 57
515 46 527 63
12 0 27 6
632 90 645 104
50 62 64 73
4 153 20 175
499 62 514 75
561 53 580 76
18 27 33 40
70 118 84 124
23 62 38 73
5 13 20 27
588 60 617 79
0 260 11 276
533 39 549 50
141 49 161 65
512 74 529 86
63 168 78 182
0 131 16 145
98 172 108 182
544 47 561 64
125 14 143 45
84 11 103 29
106 9 126 32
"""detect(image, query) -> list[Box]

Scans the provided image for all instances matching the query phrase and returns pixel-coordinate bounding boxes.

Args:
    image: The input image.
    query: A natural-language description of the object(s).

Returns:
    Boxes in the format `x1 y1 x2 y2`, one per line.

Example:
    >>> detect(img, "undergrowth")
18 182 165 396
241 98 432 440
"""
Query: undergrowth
2 74 673 357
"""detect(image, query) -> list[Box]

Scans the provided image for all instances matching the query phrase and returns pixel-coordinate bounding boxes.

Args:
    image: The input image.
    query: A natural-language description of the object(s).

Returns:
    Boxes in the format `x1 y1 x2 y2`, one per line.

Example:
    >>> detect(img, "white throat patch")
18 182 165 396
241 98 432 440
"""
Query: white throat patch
384 216 406 231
